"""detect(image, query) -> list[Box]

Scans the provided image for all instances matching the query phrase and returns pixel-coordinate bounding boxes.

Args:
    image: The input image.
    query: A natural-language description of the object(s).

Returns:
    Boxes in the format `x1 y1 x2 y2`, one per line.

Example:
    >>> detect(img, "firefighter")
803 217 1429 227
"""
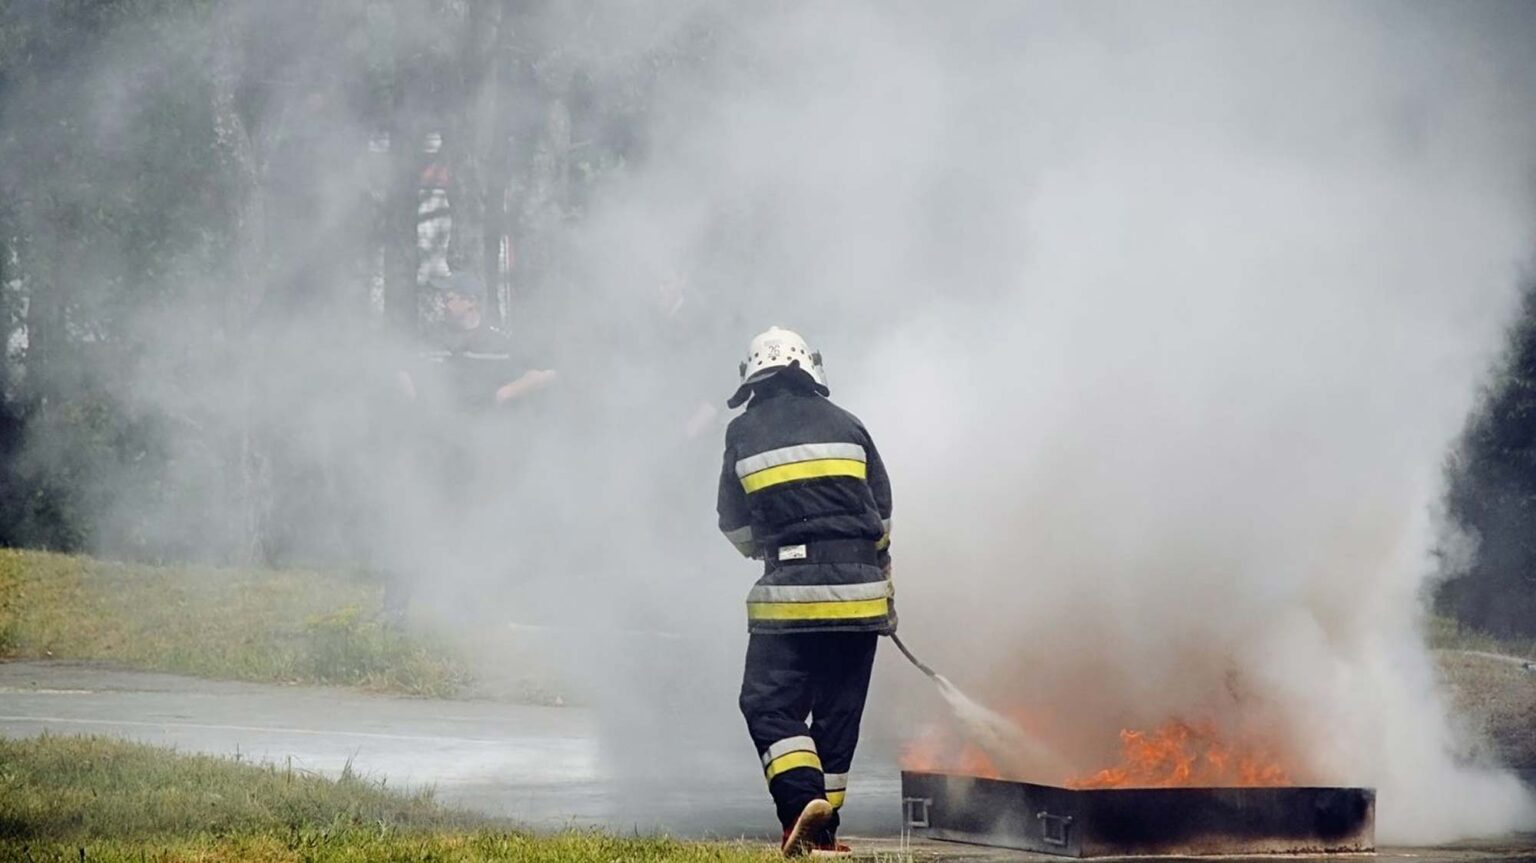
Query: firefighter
403 272 557 412
717 327 894 858
385 272 557 616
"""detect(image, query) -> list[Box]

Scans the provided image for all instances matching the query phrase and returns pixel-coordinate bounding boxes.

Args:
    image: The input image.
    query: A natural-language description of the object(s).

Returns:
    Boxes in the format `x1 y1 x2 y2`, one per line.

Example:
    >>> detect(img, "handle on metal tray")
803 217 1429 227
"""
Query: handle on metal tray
1037 810 1074 846
903 797 932 829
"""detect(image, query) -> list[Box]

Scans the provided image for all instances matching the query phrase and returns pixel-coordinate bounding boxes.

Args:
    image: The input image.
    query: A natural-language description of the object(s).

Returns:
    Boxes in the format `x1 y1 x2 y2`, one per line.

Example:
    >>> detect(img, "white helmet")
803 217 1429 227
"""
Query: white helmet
727 326 829 408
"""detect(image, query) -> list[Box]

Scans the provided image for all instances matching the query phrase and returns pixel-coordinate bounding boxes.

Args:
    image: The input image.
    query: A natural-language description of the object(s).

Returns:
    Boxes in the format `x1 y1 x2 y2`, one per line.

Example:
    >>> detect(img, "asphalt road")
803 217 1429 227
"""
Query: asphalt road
5 660 1536 861
0 660 901 839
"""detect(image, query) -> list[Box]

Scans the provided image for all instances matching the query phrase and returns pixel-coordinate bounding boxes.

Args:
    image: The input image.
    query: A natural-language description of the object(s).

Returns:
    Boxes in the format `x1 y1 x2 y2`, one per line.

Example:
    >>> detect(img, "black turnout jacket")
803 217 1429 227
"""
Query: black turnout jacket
717 385 893 634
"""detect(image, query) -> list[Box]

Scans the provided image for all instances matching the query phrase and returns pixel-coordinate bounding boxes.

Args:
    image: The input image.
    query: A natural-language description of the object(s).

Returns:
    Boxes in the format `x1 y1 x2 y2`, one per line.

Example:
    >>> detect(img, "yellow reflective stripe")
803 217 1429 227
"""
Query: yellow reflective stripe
827 790 846 809
741 459 867 493
765 750 823 781
747 597 890 621
875 533 890 551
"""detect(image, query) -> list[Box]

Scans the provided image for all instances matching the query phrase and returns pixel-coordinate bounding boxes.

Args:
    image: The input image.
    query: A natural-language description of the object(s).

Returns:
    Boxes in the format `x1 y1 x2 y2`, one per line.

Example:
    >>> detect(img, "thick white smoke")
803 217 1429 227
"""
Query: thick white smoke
53 0 1536 843
566 0 1536 843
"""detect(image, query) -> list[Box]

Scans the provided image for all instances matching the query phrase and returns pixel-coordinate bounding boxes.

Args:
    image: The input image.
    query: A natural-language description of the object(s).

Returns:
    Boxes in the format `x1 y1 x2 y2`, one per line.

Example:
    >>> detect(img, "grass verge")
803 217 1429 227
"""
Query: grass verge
1426 614 1536 661
0 548 467 696
0 735 775 862
1427 615 1536 767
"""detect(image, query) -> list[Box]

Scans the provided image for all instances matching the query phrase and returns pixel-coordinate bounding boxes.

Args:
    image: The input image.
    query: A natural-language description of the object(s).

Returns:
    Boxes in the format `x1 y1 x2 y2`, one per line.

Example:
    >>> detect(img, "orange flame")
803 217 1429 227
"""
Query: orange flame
1067 721 1291 789
902 717 1293 789
901 725 1006 779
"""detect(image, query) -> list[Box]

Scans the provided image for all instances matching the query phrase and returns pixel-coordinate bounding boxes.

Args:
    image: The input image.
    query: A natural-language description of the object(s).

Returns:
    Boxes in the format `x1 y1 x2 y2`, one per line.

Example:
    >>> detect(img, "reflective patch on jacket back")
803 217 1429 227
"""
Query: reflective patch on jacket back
777 544 807 561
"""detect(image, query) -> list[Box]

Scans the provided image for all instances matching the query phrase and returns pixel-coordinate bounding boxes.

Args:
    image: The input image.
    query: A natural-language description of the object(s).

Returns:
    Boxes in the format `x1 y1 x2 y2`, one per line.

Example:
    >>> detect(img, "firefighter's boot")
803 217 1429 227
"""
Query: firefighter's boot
780 799 834 858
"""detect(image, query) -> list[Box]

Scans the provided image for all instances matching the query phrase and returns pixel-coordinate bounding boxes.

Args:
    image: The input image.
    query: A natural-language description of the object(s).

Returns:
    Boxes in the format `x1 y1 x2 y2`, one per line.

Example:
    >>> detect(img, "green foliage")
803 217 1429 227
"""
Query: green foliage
0 0 247 556
0 548 469 696
1440 275 1536 638
0 0 694 565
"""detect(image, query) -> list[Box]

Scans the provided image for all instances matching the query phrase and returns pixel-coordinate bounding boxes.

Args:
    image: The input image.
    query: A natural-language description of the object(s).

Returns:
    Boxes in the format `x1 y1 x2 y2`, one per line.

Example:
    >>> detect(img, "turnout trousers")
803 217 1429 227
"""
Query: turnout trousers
739 631 879 836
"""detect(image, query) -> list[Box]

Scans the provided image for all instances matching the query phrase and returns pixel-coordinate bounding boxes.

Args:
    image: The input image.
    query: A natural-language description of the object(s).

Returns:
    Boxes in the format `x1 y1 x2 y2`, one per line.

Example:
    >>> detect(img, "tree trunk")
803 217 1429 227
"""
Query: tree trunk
448 1 496 302
24 204 70 415
211 9 269 566
500 2 545 310
383 1 423 336
385 121 422 334
0 206 10 403
482 0 516 325
518 92 571 298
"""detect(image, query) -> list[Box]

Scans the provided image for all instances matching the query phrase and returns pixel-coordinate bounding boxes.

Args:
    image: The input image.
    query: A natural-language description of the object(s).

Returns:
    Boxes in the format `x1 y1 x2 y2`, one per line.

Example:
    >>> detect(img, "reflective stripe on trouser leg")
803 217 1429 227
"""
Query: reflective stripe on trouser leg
762 735 821 781
824 773 848 809
807 631 879 835
740 633 828 831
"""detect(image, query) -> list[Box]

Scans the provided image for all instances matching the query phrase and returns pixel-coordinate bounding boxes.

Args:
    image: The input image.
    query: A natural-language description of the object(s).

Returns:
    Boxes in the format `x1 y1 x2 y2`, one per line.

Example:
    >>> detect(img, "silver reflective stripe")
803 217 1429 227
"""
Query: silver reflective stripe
761 735 817 767
824 773 848 791
735 443 866 478
881 517 892 535
420 350 511 361
747 581 892 604
723 525 756 557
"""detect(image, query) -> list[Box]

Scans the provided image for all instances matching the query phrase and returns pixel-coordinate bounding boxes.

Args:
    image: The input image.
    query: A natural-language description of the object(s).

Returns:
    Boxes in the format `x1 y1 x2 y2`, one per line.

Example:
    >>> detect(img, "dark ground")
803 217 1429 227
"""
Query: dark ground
1 658 1533 861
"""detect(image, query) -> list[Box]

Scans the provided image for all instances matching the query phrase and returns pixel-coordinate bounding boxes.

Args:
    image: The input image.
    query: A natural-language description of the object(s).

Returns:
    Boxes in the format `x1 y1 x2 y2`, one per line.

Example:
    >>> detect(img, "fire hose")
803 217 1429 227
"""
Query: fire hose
889 632 968 701
890 633 941 681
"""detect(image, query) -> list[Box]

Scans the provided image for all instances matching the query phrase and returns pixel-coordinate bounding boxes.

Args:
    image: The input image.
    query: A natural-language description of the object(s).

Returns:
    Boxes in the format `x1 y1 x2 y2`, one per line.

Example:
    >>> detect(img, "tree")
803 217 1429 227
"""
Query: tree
1440 271 1536 638
211 0 269 563
0 0 715 564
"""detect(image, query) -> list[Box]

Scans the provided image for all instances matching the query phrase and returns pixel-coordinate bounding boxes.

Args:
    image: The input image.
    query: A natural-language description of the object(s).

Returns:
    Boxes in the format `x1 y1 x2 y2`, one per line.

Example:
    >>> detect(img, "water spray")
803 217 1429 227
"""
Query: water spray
890 633 1075 781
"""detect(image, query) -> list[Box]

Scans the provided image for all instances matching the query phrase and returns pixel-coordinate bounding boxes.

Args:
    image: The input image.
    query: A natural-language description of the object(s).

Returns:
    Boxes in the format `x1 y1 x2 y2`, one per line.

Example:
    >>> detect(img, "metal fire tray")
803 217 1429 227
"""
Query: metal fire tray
901 771 1374 857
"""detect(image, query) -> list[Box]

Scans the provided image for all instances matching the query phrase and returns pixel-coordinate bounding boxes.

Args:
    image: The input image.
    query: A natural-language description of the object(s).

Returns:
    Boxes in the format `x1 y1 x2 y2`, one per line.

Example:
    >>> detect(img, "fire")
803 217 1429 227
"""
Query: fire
902 727 1006 780
903 717 1293 789
900 706 1054 781
1067 721 1291 789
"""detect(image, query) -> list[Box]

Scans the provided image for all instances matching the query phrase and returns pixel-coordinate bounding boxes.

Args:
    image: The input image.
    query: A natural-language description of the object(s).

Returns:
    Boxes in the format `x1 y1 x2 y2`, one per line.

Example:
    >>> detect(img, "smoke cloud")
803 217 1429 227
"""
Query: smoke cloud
17 0 1536 844
798 1 1534 843
555 0 1536 843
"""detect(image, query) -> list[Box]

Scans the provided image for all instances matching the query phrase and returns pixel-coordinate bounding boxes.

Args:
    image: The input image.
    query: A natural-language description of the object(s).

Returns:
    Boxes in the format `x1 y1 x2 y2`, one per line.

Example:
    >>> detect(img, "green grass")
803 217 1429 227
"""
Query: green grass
0 548 468 696
0 734 464 841
1428 615 1536 768
4 833 782 863
0 735 777 862
1426 614 1536 660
